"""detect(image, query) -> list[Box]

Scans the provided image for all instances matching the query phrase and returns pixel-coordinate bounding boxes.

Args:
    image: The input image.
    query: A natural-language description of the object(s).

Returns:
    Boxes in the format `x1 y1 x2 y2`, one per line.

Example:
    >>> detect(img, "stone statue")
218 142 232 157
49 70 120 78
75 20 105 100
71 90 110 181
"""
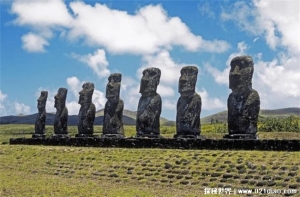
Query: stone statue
32 91 48 138
224 55 260 139
102 73 124 138
175 66 202 138
136 67 162 138
76 82 96 137
53 88 69 138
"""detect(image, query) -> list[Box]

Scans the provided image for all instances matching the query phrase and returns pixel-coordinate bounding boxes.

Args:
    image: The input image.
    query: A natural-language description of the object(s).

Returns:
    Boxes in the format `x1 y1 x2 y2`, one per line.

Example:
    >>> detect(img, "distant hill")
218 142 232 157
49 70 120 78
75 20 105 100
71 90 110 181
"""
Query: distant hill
201 107 300 124
0 109 169 126
1 107 299 126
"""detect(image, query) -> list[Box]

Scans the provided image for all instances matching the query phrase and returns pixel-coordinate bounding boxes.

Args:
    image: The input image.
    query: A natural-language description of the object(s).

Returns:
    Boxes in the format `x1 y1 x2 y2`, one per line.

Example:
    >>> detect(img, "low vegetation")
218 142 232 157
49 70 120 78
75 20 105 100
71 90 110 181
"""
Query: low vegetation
1 145 299 196
0 122 299 196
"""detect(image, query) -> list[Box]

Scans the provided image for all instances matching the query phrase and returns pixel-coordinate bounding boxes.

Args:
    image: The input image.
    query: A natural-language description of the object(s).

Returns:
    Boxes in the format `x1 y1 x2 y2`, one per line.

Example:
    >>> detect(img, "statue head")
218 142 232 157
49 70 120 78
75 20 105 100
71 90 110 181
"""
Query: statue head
79 82 94 105
139 67 161 96
106 73 122 103
54 88 67 110
179 66 198 96
37 91 48 111
229 55 254 92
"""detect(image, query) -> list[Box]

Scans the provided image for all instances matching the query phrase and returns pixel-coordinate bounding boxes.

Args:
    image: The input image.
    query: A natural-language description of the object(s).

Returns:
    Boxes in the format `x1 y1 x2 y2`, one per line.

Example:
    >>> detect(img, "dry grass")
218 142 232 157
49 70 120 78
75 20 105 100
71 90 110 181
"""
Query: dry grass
1 145 299 196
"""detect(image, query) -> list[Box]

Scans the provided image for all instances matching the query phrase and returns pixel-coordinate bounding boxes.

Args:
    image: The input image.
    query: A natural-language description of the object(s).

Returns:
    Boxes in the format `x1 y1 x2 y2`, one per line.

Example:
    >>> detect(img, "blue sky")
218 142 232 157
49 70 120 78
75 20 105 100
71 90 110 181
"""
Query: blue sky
1 0 299 120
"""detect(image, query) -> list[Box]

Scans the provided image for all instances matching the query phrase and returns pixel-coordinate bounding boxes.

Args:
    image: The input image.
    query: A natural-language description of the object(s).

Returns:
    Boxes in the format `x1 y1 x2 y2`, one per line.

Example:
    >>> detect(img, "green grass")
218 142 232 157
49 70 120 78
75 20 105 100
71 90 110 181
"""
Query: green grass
1 145 299 196
0 124 299 196
0 124 299 144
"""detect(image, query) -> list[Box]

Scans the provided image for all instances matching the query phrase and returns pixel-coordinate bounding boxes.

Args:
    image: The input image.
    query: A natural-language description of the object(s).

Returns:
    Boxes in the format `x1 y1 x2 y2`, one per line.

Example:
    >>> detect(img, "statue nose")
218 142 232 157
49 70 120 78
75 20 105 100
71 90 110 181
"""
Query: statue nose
232 65 240 75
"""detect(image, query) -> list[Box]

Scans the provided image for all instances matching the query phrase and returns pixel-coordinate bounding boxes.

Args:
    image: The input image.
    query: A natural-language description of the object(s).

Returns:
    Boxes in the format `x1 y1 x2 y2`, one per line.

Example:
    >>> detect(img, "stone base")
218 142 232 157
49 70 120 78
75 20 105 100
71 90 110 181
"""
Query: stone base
223 134 258 140
32 134 46 139
174 134 206 140
9 137 300 151
75 134 98 138
101 134 125 138
51 134 70 139
135 133 162 138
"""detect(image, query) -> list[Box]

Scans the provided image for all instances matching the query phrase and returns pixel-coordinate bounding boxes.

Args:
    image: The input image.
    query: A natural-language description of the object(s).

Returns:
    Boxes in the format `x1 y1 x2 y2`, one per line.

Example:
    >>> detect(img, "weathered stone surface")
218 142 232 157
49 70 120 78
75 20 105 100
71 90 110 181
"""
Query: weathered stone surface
76 82 96 138
9 138 300 151
102 73 124 138
136 67 162 138
53 88 69 138
175 66 202 138
33 91 48 138
224 55 260 139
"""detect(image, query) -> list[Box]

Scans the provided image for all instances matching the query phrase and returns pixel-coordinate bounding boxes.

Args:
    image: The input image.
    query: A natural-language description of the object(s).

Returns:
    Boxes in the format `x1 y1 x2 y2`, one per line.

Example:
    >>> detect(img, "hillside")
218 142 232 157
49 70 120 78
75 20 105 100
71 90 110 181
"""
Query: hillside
1 107 299 125
0 109 168 126
201 107 300 124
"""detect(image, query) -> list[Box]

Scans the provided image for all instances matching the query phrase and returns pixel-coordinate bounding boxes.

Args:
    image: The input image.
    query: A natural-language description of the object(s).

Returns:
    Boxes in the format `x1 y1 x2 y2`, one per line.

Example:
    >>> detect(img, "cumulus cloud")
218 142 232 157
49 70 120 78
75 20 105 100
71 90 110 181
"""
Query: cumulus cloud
36 76 107 115
0 90 32 116
217 0 300 109
11 1 230 54
21 33 49 52
66 76 106 113
11 0 72 27
205 42 248 85
139 50 198 85
0 90 8 116
14 102 31 115
206 42 300 109
71 49 110 78
197 88 226 110
221 0 300 54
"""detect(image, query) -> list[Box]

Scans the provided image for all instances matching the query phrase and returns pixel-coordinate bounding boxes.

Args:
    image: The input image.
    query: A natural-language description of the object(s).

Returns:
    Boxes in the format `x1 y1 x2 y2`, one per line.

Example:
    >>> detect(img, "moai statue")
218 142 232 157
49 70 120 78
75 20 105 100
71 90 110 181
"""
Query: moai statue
52 88 69 138
136 67 162 138
76 82 96 138
32 91 48 138
174 66 202 139
223 55 260 139
102 73 124 138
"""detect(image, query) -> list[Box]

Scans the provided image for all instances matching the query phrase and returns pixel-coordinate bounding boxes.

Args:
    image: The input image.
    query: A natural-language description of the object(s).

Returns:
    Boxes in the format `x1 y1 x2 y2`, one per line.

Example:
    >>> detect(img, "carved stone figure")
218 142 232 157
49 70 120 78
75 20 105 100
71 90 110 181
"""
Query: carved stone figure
53 88 69 138
102 73 124 138
175 66 202 138
32 91 48 138
224 55 260 139
136 67 162 138
76 82 96 137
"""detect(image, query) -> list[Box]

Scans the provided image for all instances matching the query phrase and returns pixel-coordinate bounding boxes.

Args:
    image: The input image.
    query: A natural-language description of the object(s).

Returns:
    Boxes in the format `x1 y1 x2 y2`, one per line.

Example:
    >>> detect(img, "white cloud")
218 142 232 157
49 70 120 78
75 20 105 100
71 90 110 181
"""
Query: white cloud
221 0 300 55
71 49 110 78
157 84 175 97
0 90 7 102
197 88 226 110
11 1 230 54
66 76 81 96
66 76 106 113
217 0 300 109
205 42 248 85
21 33 49 53
139 50 199 85
14 102 30 115
0 90 8 116
163 99 177 110
11 0 72 27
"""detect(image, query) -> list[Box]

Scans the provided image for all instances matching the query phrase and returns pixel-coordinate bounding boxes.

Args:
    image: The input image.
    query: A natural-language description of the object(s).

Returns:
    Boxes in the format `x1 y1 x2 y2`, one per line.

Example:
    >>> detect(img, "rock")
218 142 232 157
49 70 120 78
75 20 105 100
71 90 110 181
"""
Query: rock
32 91 48 138
224 56 260 140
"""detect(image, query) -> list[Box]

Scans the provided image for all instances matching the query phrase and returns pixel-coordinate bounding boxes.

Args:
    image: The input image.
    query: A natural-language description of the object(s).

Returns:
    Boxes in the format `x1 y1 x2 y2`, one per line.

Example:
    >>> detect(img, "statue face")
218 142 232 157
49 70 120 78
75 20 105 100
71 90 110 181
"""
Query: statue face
179 66 198 96
229 56 253 91
139 68 161 95
54 88 67 109
106 73 121 103
79 82 94 105
37 91 47 110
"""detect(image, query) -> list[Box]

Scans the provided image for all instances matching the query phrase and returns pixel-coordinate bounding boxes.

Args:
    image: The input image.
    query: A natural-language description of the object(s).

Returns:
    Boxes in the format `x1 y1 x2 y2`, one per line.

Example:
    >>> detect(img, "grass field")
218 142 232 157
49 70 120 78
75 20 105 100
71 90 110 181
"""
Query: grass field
0 124 299 196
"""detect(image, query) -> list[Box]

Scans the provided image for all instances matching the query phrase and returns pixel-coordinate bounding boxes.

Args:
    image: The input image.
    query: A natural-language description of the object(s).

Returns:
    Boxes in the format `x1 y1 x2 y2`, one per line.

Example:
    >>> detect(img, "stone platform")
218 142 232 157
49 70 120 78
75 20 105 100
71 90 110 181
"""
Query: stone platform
9 137 300 151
